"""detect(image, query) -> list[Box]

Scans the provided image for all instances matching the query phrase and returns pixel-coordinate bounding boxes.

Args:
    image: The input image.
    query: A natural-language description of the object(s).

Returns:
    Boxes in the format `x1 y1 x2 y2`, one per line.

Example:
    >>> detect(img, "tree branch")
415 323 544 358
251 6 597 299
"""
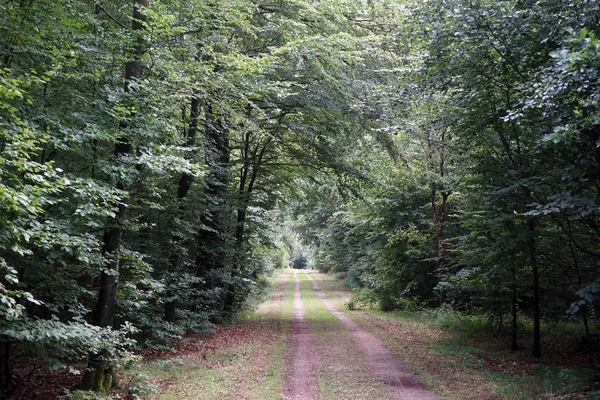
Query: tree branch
94 0 129 30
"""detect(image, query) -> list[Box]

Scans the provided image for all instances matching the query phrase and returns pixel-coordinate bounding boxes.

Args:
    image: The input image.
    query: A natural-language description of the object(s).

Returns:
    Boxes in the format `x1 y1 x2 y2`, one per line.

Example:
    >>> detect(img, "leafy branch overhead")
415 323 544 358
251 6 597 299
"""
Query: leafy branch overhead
0 0 599 396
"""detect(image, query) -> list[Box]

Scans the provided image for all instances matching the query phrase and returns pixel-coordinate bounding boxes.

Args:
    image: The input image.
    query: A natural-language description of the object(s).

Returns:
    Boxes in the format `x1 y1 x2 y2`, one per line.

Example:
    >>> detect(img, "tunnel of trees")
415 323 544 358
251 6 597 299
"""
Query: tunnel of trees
0 0 599 396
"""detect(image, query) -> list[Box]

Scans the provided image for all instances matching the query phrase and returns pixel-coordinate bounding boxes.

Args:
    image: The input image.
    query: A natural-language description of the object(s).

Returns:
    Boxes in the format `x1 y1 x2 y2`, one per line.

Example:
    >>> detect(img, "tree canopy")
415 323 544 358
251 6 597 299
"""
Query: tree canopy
0 0 598 396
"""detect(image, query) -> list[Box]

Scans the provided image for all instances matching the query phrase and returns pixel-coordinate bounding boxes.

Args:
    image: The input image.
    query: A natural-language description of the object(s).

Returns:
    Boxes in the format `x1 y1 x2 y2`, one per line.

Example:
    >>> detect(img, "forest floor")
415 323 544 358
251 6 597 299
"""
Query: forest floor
131 268 441 400
10 269 599 399
121 269 599 399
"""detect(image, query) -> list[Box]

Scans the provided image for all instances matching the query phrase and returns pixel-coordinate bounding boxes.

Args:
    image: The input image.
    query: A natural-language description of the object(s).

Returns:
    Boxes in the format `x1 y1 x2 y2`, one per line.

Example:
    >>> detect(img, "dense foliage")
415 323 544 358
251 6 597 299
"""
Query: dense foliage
0 0 377 394
296 0 600 360
0 0 598 396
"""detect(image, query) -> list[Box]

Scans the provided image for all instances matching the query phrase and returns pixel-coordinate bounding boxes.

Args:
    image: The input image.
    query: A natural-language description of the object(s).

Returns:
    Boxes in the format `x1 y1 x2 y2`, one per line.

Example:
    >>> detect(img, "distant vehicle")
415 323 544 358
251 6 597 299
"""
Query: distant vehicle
293 255 308 269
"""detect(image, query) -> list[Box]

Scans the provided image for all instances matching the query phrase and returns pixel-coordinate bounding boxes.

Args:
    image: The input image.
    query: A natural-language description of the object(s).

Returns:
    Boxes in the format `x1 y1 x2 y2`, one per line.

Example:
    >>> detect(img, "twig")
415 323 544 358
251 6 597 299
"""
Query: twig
94 0 129 30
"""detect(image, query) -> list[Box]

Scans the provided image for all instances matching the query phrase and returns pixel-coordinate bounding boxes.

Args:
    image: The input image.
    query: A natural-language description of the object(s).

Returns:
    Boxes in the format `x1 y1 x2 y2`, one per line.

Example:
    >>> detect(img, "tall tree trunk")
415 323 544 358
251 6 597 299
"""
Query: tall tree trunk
195 100 230 282
427 128 451 304
511 258 519 351
195 101 231 318
433 191 450 264
529 219 542 358
80 0 147 391
0 342 12 397
235 208 247 244
567 234 590 336
164 92 200 322
235 138 271 244
222 139 270 313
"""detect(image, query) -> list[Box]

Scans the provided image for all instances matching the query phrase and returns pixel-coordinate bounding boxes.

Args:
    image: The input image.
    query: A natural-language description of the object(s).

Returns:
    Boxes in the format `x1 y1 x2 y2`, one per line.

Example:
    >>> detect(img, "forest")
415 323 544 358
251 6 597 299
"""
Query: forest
0 0 599 398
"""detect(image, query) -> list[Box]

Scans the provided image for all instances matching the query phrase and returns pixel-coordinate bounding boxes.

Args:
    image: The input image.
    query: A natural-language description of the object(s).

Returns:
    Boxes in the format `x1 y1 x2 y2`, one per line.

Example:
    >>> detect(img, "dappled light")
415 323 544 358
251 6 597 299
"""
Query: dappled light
1 0 599 398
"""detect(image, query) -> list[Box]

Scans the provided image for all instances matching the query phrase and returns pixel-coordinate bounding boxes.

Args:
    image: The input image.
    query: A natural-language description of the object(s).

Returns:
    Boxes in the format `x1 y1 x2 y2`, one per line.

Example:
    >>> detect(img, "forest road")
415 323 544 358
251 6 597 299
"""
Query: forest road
284 269 438 400
284 271 319 399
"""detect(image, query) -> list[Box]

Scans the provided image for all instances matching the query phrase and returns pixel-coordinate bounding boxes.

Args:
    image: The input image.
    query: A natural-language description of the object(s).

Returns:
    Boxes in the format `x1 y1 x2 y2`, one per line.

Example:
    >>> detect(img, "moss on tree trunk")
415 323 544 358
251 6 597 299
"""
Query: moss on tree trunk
78 355 119 392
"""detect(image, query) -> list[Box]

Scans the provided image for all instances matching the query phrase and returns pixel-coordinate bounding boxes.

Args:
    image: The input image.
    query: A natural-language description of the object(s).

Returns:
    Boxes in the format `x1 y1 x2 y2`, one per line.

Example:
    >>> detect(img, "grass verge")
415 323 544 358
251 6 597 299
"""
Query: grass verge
125 271 293 400
314 272 599 400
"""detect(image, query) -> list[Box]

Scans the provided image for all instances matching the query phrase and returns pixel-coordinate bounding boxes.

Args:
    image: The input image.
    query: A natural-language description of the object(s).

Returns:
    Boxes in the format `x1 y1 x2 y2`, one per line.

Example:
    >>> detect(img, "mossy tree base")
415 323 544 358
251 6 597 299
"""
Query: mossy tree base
78 355 119 393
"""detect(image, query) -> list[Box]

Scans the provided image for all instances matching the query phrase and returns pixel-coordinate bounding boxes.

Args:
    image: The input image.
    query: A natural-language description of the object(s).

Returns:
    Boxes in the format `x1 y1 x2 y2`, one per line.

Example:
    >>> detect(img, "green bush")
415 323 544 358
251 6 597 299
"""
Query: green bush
427 306 493 334
123 373 158 400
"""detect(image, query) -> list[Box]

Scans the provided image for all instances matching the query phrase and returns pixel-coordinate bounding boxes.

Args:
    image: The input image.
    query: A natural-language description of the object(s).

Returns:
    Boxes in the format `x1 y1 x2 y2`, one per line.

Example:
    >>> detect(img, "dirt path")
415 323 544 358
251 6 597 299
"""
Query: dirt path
284 271 318 399
304 271 439 400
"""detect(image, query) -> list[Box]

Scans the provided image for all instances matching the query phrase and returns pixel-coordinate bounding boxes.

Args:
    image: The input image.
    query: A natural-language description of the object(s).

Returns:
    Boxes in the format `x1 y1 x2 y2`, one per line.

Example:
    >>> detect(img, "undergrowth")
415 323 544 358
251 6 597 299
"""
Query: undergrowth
339 276 600 399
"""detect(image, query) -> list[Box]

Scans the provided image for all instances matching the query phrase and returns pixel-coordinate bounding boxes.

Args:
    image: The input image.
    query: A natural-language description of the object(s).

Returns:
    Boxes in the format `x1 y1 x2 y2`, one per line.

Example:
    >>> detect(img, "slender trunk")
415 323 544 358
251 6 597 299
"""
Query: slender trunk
235 208 247 244
576 276 590 338
235 139 270 244
567 237 590 336
436 191 449 263
511 259 519 351
81 0 147 391
94 223 124 328
529 219 542 358
0 342 11 396
163 301 177 323
428 129 450 304
582 300 590 337
224 136 271 313
94 0 146 330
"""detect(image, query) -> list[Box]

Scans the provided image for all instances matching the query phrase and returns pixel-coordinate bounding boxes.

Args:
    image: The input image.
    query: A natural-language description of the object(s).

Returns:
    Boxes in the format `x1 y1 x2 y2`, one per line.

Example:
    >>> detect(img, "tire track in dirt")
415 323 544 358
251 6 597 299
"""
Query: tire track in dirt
284 271 318 399
305 271 439 400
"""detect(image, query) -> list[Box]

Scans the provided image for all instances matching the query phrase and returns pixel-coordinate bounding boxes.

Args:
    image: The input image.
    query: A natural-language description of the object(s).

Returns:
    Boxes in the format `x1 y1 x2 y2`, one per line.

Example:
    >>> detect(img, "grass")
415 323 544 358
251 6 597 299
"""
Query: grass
122 269 597 399
484 366 595 400
316 272 600 400
155 341 266 400
312 273 461 398
297 271 395 400
421 309 598 399
125 271 294 399
244 273 296 399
